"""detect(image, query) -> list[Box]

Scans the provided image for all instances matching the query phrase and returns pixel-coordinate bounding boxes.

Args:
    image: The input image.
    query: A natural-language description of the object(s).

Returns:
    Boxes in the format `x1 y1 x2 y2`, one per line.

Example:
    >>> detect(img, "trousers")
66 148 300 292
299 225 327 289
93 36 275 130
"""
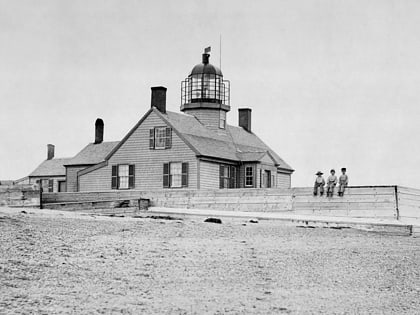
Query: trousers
313 182 324 195
326 182 336 196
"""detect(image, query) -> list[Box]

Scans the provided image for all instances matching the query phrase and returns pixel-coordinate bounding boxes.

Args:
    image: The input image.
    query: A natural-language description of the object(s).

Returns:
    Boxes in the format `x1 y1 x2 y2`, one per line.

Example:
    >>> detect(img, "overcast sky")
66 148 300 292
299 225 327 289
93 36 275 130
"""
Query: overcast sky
1 0 420 188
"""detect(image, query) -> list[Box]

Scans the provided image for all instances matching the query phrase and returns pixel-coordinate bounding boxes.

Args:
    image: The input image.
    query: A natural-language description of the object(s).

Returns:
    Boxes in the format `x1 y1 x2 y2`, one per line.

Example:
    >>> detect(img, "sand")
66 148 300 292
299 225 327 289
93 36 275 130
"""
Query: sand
1 207 419 314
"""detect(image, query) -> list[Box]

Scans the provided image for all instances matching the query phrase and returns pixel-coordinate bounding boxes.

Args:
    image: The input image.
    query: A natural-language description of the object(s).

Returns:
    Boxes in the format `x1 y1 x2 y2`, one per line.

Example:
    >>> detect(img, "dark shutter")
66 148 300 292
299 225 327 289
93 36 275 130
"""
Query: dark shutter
111 165 118 189
165 127 172 149
230 166 236 189
219 165 224 188
149 129 155 149
48 179 54 192
181 163 188 187
163 163 170 188
128 165 135 189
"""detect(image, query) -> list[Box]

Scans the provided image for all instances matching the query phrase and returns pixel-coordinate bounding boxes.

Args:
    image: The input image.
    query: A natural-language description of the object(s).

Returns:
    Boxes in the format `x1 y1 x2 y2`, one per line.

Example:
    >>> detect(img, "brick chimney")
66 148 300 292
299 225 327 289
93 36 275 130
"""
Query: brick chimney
238 108 252 132
47 144 55 160
94 118 104 144
151 86 167 114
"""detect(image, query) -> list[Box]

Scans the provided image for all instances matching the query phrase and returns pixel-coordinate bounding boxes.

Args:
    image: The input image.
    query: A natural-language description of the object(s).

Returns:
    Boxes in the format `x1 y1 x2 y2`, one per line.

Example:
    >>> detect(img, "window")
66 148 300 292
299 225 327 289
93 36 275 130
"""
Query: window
170 163 182 188
118 165 129 189
112 165 135 189
48 179 54 192
245 166 254 187
163 162 188 188
150 127 172 149
219 111 226 129
219 164 237 189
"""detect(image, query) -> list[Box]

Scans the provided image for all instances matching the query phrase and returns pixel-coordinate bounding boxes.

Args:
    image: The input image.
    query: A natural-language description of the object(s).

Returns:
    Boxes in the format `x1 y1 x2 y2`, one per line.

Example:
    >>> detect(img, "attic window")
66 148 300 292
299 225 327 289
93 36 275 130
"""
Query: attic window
150 127 172 149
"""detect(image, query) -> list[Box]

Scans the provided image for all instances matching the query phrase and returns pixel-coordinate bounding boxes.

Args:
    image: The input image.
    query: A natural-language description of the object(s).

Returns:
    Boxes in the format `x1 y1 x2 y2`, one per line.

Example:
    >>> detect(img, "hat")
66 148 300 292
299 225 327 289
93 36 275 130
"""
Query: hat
316 171 323 175
330 169 335 173
341 167 346 171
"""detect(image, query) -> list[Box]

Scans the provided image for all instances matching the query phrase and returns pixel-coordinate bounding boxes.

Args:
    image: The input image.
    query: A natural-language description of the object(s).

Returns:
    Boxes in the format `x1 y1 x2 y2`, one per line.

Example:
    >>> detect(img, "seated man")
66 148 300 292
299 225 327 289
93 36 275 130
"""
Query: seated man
313 171 325 196
338 168 348 197
326 169 337 197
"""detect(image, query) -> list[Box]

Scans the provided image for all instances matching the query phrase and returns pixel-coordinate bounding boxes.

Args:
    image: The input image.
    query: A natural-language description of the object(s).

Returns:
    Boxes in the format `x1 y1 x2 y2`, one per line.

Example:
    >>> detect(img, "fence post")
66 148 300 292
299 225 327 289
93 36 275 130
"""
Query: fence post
394 186 399 220
39 188 43 209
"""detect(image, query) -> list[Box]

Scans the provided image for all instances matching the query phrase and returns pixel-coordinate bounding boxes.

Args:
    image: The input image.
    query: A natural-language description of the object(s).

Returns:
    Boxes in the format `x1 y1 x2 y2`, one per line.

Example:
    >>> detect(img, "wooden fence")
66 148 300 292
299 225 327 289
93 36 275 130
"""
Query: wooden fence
0 185 40 207
41 186 403 220
397 186 420 223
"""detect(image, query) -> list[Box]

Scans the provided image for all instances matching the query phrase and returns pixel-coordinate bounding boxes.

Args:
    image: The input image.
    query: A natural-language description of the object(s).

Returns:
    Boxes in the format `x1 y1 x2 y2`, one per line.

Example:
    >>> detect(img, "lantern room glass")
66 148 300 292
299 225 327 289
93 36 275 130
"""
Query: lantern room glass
182 73 229 106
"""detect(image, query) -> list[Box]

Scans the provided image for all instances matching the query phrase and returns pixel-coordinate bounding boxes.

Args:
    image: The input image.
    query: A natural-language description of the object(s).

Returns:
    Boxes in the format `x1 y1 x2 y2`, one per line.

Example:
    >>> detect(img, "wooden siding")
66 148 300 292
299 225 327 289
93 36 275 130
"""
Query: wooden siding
199 160 220 189
66 166 89 192
397 186 420 223
79 166 110 191
277 172 291 189
183 108 228 134
42 186 399 220
78 111 198 191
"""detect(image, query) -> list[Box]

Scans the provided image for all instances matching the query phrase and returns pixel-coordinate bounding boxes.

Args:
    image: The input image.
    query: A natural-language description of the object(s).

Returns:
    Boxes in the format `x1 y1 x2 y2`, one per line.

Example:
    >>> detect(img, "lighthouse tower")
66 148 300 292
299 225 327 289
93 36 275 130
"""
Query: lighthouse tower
181 48 230 132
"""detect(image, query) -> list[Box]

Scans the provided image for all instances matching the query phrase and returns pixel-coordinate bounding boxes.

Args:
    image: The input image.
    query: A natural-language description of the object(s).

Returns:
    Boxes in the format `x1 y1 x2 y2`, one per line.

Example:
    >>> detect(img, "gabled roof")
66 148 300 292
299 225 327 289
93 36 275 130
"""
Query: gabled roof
158 109 293 171
29 158 72 177
102 107 293 171
236 151 268 162
65 141 119 166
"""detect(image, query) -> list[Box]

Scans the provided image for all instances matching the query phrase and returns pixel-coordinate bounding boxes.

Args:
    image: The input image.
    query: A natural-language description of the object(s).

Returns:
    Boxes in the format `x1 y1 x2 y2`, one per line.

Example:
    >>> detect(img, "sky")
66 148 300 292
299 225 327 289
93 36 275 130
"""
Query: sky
1 0 420 188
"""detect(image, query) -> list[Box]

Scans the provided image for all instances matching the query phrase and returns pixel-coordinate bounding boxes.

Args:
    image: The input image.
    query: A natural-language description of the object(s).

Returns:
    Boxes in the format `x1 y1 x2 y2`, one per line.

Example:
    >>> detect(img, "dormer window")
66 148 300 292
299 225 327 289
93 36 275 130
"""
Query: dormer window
219 111 226 129
149 127 172 149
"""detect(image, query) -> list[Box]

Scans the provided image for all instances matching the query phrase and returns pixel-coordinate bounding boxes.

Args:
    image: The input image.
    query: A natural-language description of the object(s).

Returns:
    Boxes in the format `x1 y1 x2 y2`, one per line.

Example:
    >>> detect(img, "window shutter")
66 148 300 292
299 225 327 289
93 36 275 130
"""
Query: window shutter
128 165 135 189
219 165 224 188
165 127 172 149
163 163 170 188
111 165 118 189
181 163 188 187
149 129 155 149
230 166 236 189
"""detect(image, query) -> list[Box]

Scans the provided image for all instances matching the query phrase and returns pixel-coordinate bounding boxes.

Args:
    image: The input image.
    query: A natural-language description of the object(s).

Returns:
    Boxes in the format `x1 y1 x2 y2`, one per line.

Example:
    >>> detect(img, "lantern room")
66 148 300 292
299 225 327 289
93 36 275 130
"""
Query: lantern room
181 50 230 112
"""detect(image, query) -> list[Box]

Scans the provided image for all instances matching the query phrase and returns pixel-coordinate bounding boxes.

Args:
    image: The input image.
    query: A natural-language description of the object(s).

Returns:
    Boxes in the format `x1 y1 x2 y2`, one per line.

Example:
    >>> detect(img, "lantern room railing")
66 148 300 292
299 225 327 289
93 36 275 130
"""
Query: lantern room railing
181 74 230 106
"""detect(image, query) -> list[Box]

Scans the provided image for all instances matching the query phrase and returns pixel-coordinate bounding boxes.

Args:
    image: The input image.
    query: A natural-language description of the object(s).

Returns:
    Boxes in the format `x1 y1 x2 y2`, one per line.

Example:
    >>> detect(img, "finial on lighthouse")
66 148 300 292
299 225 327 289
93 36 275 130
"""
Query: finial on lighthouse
202 46 211 64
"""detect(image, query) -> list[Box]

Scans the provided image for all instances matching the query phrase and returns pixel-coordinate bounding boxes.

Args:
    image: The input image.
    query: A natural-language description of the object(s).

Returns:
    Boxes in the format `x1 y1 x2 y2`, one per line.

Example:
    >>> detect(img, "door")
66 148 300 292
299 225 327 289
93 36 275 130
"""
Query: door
263 170 271 188
58 181 66 192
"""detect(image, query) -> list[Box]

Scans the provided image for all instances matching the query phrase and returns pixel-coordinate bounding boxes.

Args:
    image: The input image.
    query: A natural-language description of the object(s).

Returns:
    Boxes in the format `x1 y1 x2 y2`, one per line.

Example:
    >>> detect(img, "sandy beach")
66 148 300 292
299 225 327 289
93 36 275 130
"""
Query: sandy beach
1 207 419 314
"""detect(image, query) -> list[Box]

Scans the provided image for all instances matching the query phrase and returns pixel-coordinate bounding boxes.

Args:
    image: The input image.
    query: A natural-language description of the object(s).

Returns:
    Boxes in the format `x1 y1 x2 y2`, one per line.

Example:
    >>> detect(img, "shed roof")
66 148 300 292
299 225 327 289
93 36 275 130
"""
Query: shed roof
65 141 119 166
29 158 72 177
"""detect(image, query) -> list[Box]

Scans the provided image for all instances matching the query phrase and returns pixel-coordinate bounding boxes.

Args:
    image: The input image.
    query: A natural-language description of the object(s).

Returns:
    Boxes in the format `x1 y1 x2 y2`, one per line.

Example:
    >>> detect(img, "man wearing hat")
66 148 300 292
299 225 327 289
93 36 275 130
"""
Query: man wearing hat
338 168 348 197
313 171 325 196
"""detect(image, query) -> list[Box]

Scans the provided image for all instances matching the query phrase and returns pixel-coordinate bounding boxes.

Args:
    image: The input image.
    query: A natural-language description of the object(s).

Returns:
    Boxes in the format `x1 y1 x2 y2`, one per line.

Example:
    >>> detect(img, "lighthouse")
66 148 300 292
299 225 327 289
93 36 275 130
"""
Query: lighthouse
181 48 230 132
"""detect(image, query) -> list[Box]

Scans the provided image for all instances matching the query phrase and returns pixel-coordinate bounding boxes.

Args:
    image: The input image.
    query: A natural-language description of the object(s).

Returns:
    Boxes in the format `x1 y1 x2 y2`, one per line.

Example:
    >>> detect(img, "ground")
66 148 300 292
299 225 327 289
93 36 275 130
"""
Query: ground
0 208 419 314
